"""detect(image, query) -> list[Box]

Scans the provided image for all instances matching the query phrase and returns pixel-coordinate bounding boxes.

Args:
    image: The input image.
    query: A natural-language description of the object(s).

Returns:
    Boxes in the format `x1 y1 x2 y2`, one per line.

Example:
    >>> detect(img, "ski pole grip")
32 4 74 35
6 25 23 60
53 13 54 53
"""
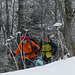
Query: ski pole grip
11 52 16 57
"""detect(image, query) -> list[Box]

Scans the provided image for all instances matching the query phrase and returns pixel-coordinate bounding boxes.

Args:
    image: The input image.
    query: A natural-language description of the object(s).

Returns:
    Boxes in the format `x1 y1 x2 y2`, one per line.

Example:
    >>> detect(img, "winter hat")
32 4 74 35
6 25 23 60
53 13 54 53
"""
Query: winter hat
21 36 27 40
42 33 47 40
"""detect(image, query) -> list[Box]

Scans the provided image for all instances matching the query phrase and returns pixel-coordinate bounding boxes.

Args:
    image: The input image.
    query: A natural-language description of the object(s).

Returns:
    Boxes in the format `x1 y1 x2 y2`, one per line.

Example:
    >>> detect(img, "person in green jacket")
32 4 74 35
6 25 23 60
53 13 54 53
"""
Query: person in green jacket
39 33 58 64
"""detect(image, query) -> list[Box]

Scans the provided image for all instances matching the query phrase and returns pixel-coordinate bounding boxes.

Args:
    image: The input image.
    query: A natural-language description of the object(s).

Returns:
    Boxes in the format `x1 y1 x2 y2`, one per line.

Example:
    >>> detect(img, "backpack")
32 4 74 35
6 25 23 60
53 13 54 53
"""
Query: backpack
28 37 37 44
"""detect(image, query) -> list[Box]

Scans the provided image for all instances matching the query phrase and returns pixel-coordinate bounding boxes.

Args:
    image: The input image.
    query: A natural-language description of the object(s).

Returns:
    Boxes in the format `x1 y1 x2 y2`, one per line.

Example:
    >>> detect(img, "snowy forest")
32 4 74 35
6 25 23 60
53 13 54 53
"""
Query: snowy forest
0 0 75 73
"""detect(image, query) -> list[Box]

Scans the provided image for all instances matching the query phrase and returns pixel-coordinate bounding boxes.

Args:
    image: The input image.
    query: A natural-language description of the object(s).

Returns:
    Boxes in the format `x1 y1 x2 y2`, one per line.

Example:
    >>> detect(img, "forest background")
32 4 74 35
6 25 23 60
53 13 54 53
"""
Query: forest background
0 0 75 73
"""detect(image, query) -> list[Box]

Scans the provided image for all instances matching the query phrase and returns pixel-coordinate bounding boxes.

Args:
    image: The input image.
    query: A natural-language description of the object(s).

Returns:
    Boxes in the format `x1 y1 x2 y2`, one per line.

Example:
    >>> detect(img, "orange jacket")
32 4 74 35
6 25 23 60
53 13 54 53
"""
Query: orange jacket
14 41 40 59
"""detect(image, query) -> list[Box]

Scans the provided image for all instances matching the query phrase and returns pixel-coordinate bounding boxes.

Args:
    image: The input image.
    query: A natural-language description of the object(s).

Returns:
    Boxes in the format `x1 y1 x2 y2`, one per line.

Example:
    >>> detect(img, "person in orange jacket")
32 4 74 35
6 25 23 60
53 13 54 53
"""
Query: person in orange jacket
12 35 40 68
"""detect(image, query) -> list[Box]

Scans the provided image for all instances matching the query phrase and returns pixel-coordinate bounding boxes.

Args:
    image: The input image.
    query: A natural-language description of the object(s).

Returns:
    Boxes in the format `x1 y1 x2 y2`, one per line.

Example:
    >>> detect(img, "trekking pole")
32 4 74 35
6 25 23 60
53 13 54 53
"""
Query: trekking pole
14 39 26 69
35 50 41 56
11 56 13 66
6 45 19 70
5 42 19 70
16 32 26 69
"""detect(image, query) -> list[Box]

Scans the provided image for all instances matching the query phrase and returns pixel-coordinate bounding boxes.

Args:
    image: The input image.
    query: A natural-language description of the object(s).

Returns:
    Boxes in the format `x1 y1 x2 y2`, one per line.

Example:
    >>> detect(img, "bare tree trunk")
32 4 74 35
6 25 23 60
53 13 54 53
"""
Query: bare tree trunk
57 0 74 56
17 0 24 69
64 0 75 56
17 0 24 44
18 0 24 33
0 7 2 31
55 0 57 23
0 1 2 40
40 0 43 32
11 0 15 35
1 0 6 44
6 0 10 38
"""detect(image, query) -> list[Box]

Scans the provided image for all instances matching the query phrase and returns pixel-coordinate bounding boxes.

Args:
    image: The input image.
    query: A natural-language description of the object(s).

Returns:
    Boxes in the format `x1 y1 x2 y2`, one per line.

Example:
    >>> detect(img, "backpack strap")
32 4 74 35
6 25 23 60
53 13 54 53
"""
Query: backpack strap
29 40 33 58
30 40 40 56
21 41 32 59
30 40 33 48
21 42 24 56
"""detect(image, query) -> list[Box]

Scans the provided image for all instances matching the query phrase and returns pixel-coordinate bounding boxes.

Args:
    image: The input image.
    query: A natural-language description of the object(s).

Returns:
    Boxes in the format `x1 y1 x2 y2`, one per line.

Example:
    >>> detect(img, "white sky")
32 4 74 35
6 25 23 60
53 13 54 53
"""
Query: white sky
0 56 75 75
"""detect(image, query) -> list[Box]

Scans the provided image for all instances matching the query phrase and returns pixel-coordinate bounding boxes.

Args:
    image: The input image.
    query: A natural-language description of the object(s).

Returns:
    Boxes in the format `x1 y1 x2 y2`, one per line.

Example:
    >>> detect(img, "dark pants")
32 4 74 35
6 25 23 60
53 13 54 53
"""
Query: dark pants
43 57 51 64
25 57 36 68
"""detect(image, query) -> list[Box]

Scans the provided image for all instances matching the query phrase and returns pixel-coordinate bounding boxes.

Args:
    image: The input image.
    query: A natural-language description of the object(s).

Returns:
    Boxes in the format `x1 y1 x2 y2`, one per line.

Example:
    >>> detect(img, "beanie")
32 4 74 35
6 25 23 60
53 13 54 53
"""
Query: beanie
42 33 48 40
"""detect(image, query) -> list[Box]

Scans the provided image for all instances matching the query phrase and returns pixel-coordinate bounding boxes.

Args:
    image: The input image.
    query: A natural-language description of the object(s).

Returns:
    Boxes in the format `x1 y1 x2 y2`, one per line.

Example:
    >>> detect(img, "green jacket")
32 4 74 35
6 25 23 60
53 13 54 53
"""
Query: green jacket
41 42 52 58
40 37 57 58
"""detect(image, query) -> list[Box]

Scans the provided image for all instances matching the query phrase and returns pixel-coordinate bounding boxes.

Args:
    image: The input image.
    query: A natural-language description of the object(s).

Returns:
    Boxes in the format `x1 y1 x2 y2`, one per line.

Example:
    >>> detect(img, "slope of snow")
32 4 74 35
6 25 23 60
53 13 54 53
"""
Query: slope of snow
1 57 75 75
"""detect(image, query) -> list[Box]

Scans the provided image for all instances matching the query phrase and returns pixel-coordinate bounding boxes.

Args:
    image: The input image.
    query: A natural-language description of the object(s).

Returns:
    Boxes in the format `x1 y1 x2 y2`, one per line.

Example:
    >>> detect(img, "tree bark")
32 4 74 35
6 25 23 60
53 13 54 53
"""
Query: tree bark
55 0 57 23
57 0 74 56
6 0 10 38
18 0 24 33
40 0 43 32
0 7 2 31
11 0 15 35
64 0 75 56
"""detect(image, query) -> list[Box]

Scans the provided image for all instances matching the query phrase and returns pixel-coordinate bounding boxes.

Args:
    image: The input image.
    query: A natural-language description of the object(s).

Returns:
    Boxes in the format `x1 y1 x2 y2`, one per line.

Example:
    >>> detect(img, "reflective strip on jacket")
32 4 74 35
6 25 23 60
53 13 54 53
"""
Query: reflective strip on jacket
41 42 52 58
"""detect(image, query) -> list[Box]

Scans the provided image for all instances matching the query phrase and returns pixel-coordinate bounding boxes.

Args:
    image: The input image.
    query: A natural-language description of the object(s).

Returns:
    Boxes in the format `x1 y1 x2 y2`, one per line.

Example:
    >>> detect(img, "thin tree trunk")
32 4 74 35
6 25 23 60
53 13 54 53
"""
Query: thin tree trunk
1 0 6 44
17 0 24 43
6 0 10 38
40 0 43 32
11 0 15 35
55 0 57 23
0 6 2 31
18 0 24 33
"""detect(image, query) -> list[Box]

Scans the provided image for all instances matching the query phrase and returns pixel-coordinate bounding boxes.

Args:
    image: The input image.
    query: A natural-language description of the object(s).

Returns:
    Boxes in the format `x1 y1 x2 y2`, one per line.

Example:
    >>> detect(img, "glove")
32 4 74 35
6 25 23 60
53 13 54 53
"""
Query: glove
32 46 38 53
11 52 16 57
33 46 38 50
51 49 56 56
52 52 56 56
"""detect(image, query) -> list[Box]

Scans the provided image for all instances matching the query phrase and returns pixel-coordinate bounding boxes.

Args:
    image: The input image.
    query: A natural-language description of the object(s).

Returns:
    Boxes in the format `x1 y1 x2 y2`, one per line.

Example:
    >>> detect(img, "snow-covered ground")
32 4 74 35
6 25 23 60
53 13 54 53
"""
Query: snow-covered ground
0 57 75 75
